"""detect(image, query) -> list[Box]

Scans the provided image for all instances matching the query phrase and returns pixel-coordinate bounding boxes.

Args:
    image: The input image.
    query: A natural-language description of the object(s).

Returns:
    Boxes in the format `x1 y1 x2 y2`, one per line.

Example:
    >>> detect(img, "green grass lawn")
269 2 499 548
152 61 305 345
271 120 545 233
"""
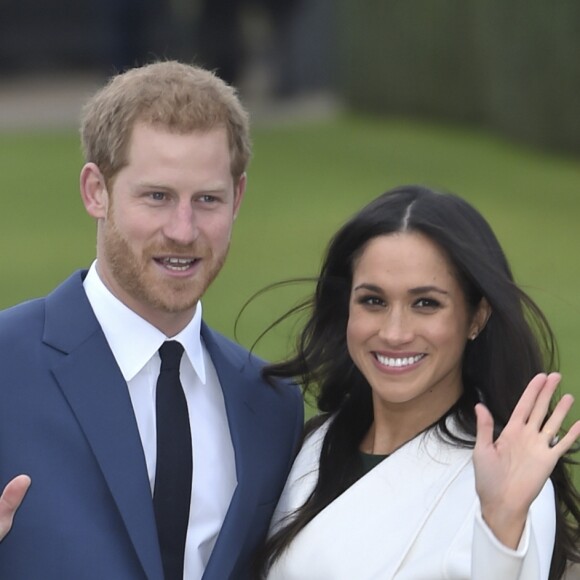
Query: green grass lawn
1 114 578 481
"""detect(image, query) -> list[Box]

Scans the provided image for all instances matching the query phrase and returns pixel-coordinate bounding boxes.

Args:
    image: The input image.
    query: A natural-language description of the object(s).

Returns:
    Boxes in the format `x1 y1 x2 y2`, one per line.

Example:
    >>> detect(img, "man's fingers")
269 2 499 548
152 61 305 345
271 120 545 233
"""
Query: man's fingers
1 475 31 512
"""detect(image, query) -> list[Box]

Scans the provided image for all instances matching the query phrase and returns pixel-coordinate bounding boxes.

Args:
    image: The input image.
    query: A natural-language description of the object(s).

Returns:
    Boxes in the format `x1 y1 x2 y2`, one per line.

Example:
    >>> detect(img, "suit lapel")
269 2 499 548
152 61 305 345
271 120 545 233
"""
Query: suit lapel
200 325 271 578
44 272 163 580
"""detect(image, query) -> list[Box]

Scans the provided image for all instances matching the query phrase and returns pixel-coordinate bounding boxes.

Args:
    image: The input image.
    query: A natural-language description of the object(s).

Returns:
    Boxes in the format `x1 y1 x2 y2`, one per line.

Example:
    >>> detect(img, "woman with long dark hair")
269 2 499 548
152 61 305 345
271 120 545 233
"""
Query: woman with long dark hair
259 185 580 579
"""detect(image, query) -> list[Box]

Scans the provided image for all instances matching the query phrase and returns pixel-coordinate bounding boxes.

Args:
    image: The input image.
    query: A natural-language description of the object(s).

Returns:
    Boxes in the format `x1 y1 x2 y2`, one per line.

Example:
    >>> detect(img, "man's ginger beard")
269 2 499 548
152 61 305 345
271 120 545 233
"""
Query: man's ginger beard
101 204 228 315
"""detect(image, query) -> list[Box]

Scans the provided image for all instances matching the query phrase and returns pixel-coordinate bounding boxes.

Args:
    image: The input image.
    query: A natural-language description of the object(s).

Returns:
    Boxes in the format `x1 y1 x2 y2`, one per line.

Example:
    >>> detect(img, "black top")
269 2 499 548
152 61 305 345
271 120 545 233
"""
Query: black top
358 451 389 476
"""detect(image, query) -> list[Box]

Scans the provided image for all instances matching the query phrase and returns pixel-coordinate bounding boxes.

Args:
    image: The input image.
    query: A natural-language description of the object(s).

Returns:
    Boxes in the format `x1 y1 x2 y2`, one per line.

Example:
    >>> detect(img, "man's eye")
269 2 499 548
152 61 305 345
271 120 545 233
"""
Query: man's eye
150 191 166 201
200 194 218 203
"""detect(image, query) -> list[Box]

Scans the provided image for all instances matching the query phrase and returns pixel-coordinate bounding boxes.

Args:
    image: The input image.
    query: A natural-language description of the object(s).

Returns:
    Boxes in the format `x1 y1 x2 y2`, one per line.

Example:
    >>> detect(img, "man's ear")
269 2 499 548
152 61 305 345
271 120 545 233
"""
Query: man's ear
80 163 109 219
468 298 492 340
232 172 246 221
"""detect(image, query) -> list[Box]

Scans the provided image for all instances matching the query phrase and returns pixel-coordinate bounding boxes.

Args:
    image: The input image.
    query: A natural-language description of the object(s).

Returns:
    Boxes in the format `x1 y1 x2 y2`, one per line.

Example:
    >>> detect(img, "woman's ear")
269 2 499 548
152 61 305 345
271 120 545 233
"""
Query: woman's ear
80 163 109 219
468 298 492 340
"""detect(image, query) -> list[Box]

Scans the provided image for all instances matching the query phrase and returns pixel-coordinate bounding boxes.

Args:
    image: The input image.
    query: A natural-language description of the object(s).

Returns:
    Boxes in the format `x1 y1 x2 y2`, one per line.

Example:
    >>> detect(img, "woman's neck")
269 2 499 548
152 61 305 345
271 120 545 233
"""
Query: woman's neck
362 396 458 455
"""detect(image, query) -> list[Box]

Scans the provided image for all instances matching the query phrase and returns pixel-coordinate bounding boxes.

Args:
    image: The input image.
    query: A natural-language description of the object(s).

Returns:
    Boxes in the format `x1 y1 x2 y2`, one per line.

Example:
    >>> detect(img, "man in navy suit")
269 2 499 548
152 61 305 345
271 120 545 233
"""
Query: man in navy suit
0 61 303 579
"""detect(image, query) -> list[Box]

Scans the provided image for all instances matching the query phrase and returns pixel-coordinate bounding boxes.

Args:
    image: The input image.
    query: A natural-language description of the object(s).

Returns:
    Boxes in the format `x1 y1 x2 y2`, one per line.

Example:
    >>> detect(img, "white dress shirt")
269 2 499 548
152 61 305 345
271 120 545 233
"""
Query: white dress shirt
84 261 237 579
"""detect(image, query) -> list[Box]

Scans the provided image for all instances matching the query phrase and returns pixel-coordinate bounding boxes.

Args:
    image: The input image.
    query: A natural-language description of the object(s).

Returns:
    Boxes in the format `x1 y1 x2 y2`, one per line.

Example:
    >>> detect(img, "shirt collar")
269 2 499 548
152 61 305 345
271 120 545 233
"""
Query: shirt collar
83 261 206 384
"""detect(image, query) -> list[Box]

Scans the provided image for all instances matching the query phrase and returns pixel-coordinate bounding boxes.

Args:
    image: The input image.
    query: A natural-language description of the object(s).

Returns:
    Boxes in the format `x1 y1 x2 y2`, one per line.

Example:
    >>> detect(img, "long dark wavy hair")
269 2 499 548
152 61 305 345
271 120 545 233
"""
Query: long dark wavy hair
257 185 579 579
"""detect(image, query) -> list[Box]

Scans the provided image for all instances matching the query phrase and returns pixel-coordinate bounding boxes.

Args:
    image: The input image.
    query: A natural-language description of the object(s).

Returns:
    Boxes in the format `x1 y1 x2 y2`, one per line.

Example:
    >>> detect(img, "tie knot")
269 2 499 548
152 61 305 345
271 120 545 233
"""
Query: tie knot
159 341 184 371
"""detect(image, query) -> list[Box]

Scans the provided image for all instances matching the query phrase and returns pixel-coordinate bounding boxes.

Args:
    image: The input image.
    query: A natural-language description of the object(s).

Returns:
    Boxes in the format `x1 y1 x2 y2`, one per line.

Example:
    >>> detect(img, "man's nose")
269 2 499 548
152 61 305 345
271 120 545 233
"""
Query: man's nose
163 202 198 245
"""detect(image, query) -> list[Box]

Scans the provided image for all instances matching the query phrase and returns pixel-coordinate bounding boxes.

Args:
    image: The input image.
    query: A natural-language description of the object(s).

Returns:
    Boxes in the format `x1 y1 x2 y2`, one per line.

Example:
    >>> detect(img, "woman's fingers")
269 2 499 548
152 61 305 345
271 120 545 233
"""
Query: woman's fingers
508 373 549 425
527 372 562 430
548 415 580 456
540 393 575 448
474 403 495 450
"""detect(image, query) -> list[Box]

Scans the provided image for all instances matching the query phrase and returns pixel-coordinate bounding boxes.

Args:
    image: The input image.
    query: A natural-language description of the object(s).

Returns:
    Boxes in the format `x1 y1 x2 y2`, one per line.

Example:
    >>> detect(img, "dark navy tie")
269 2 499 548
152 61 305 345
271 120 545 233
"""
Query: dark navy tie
153 341 192 580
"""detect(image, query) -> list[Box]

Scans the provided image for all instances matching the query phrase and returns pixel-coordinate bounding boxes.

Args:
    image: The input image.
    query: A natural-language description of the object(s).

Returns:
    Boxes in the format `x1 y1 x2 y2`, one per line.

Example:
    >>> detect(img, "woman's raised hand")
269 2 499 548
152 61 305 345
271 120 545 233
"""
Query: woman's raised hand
473 372 580 549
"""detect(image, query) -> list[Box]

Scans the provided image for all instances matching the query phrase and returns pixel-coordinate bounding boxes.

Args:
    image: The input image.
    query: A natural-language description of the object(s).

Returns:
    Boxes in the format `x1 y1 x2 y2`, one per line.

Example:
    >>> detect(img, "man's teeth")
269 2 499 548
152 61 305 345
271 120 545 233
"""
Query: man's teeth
375 354 424 367
162 257 195 270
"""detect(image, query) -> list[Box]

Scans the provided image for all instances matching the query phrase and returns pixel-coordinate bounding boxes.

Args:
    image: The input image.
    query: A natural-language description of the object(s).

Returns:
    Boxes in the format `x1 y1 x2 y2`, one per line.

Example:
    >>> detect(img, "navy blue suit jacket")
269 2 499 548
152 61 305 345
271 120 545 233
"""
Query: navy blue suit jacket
0 271 304 579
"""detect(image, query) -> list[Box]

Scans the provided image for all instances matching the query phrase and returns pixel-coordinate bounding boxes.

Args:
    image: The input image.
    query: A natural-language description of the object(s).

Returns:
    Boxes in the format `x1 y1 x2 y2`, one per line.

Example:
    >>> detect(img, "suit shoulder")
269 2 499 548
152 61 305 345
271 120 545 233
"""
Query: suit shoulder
202 323 303 404
0 271 84 341
202 324 267 367
0 297 46 339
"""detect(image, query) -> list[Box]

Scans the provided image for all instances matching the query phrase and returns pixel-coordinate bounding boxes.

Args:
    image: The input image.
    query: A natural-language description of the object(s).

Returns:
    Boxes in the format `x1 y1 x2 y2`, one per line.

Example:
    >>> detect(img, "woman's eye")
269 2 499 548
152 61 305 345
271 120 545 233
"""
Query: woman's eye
415 298 440 309
358 295 384 307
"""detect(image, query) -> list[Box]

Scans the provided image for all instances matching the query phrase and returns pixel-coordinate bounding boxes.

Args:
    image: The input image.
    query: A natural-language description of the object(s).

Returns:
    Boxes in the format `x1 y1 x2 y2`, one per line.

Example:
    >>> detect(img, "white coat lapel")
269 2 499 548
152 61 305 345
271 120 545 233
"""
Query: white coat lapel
273 428 472 580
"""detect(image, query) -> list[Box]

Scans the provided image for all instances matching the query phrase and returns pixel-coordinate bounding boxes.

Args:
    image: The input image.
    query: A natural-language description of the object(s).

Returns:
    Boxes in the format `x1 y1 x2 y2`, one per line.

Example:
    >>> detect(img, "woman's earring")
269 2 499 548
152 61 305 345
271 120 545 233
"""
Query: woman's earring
469 330 478 341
